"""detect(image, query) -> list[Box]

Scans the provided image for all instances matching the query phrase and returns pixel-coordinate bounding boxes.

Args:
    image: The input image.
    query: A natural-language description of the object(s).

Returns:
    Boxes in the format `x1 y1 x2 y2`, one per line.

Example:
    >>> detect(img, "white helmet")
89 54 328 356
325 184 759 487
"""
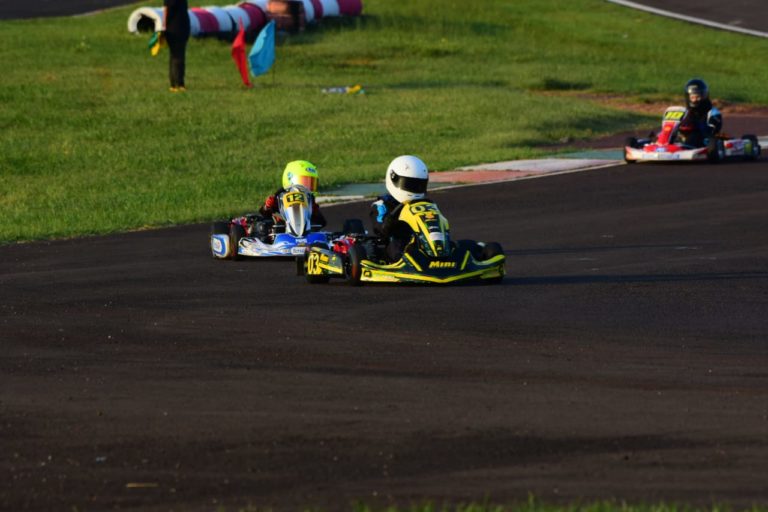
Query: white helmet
385 155 429 204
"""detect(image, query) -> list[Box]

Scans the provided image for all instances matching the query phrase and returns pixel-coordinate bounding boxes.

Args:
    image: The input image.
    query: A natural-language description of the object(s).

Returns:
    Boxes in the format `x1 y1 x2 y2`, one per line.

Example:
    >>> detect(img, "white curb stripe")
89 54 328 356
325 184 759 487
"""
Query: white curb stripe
606 0 768 39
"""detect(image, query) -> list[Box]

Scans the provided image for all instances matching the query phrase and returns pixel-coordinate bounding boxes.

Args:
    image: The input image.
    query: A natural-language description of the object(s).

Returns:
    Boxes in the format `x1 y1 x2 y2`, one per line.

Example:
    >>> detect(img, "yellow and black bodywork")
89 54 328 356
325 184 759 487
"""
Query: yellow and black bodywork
304 201 505 285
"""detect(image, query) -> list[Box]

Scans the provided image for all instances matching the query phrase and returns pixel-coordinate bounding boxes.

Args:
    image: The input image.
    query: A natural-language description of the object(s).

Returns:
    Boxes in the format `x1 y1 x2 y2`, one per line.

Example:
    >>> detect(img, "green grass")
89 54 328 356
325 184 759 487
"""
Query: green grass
1 0 767 242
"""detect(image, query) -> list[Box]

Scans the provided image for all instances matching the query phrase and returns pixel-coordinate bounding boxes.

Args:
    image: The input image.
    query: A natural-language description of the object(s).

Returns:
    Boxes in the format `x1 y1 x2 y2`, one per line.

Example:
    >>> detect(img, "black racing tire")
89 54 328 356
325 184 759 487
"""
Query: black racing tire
455 239 482 259
346 243 367 286
707 138 724 163
229 223 246 260
481 242 505 284
624 137 639 164
742 135 760 161
305 243 330 284
625 136 639 149
211 221 230 259
343 218 366 236
481 242 504 260
211 221 229 235
295 256 304 276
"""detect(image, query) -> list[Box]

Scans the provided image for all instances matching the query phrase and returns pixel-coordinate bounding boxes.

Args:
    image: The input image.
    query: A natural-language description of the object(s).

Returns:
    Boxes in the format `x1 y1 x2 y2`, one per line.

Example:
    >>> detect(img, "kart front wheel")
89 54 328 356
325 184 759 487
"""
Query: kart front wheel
305 243 330 284
481 242 505 284
480 242 504 284
624 137 639 164
229 223 246 260
343 218 366 236
346 244 367 286
211 221 229 234
455 239 482 259
481 242 504 260
707 138 724 163
211 221 230 259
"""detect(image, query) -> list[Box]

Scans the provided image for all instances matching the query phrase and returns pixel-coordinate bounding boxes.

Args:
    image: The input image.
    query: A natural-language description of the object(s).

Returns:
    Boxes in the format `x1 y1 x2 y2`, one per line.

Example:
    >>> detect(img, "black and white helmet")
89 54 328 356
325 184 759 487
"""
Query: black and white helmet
385 155 429 204
685 78 709 109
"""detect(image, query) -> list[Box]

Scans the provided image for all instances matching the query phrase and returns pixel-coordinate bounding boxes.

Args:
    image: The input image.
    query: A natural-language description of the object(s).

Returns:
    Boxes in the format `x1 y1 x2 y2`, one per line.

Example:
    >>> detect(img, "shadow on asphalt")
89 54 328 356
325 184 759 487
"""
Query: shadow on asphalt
507 243 713 256
512 271 768 285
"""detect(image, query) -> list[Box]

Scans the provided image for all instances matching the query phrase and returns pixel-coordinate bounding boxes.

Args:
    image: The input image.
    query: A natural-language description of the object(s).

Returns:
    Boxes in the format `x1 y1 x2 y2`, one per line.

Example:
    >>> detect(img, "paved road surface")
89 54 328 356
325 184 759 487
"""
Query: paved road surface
3 159 768 511
628 0 768 34
0 0 136 20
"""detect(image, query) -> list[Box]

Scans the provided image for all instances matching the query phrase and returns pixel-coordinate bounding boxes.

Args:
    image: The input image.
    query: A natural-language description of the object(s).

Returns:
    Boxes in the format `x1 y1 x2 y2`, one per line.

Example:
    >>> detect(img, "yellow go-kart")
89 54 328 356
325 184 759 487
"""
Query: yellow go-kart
299 200 506 285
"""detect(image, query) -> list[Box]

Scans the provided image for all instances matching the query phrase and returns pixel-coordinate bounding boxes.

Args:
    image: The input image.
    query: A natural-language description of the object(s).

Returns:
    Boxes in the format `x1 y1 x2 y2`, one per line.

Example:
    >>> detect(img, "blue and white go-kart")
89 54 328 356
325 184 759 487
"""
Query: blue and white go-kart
210 185 331 259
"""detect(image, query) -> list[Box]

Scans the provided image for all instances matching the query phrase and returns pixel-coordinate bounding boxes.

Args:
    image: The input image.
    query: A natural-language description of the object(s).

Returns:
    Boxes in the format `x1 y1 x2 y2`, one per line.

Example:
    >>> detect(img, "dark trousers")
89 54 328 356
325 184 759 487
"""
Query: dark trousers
166 31 189 87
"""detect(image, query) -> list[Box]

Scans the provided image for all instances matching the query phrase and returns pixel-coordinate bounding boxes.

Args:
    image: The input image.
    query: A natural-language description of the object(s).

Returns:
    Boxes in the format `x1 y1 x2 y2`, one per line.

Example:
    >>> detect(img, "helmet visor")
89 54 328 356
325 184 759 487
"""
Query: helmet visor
390 171 427 195
295 175 317 192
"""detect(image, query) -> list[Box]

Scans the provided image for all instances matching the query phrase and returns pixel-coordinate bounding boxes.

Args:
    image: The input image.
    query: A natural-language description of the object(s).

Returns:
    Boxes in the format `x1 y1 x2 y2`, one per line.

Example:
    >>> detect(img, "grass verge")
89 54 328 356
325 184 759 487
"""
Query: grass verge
1 0 766 242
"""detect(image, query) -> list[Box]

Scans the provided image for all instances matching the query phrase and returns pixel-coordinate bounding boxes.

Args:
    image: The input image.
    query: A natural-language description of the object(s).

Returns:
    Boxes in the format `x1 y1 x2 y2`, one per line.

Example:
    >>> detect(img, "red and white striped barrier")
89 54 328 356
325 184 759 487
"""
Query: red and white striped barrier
127 0 362 37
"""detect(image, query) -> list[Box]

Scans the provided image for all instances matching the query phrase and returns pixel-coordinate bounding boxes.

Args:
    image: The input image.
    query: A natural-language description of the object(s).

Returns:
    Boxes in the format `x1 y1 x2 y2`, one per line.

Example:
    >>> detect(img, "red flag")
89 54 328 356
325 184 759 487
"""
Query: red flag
231 21 253 88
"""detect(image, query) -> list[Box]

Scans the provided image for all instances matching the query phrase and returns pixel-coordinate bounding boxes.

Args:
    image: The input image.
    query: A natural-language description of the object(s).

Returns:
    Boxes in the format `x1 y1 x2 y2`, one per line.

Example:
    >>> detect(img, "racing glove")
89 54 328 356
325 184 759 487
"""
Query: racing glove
707 112 722 137
372 199 388 223
263 195 277 212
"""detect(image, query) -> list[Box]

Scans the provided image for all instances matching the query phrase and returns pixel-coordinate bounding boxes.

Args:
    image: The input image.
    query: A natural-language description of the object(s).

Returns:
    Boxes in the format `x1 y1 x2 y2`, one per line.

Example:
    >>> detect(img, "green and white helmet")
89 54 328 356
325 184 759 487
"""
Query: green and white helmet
282 160 319 192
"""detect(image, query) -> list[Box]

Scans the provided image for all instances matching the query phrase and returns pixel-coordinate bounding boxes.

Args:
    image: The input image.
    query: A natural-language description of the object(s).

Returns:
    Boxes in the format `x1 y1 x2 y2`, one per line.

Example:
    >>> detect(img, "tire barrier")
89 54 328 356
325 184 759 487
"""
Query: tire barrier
127 0 362 37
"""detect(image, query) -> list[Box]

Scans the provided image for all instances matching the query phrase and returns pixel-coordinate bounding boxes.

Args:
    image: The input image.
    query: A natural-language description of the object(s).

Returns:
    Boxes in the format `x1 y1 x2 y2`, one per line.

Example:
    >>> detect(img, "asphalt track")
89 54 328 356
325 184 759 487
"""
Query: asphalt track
2 2 768 512
0 0 134 20
619 0 768 34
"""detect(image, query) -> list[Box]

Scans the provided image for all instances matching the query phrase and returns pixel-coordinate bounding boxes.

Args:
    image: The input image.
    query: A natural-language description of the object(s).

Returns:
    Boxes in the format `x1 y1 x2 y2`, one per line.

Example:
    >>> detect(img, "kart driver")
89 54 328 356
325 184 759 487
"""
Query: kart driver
369 155 430 262
259 160 326 228
677 78 722 147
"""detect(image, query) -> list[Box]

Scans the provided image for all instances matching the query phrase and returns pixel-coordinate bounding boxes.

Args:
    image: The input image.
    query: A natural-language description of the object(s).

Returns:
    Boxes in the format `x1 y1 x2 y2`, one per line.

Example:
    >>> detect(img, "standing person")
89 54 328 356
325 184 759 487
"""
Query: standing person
163 0 190 92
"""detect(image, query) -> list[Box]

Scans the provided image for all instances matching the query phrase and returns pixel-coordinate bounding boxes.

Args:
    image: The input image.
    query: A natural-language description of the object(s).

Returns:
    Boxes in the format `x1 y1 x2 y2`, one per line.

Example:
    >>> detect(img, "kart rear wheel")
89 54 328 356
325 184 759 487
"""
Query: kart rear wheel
707 138 724 163
229 223 245 260
742 135 760 161
343 218 366 236
346 243 367 286
305 243 330 284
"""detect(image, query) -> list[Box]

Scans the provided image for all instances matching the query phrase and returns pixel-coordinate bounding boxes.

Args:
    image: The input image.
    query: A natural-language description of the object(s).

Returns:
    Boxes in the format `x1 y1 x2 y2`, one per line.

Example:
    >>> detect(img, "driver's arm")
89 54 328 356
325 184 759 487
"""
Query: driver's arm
311 202 326 228
259 188 285 216
707 108 722 136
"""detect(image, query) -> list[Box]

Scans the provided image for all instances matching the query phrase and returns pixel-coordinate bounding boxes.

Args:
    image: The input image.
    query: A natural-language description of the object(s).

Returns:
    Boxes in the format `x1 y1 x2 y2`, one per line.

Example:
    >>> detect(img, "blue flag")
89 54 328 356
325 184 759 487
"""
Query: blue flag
248 20 275 77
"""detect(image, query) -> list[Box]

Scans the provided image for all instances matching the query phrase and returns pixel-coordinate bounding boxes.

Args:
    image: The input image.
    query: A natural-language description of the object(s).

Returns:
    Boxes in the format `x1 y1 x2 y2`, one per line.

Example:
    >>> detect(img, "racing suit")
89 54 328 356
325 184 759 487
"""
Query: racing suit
260 188 326 227
369 194 428 262
678 98 722 147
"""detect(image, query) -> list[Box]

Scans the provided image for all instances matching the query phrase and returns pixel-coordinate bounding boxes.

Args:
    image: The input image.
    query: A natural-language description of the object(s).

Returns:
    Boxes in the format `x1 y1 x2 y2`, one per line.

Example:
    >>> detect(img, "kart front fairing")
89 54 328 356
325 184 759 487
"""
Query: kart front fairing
625 138 756 162
625 144 709 162
358 243 504 284
236 232 330 257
